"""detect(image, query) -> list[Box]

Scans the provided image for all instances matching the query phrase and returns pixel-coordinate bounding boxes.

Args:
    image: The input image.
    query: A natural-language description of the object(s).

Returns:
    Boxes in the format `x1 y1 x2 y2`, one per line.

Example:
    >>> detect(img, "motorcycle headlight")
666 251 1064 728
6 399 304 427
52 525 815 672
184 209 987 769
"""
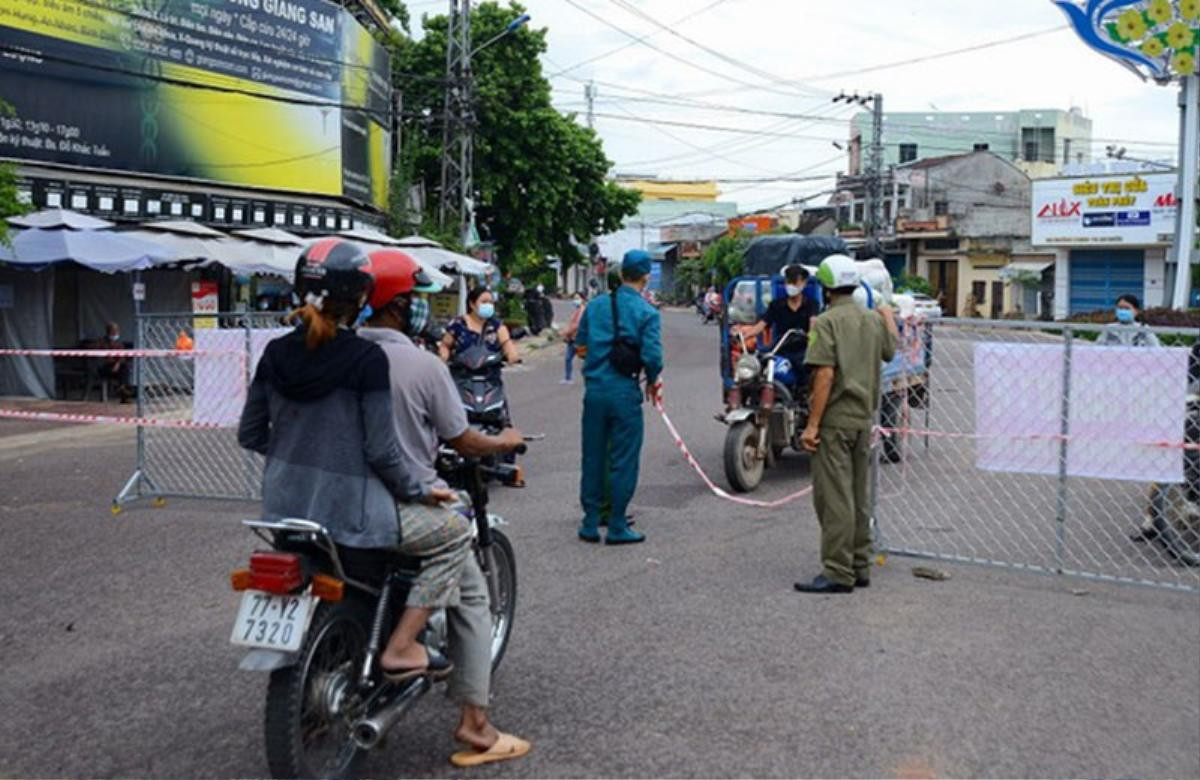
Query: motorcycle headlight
735 355 761 384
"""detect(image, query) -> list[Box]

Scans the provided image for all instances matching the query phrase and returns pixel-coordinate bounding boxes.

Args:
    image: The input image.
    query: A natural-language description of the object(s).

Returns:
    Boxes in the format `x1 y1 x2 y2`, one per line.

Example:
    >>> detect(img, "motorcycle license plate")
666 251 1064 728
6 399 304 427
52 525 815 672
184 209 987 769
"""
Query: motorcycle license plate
229 591 313 653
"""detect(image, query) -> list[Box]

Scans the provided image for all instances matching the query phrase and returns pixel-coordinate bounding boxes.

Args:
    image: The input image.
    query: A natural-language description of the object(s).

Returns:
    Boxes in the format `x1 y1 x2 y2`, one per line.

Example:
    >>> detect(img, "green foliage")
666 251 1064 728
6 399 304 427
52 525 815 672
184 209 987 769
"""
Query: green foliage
375 0 410 34
0 102 25 245
699 234 752 288
389 2 639 271
895 272 934 296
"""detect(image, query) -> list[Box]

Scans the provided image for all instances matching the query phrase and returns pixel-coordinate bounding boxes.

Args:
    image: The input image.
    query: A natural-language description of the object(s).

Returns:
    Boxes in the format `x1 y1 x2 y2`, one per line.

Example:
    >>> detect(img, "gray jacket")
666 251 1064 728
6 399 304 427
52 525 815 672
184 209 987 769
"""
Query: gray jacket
238 327 426 548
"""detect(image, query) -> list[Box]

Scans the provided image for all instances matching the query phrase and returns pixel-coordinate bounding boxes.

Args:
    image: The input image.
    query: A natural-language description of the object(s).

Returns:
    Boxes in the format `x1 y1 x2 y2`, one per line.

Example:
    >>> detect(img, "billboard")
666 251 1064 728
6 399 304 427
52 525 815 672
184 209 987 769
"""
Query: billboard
0 0 391 210
1031 172 1177 246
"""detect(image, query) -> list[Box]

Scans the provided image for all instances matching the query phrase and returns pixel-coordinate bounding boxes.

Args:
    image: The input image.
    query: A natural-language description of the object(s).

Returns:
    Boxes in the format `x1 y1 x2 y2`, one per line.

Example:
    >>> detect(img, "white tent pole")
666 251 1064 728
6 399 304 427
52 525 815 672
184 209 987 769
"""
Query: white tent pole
458 272 468 316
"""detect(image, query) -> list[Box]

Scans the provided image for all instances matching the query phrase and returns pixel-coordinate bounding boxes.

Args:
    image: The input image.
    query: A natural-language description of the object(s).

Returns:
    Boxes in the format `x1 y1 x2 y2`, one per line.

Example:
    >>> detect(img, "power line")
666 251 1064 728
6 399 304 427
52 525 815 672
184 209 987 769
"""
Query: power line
549 0 734 78
57 0 444 81
799 25 1069 83
670 25 1069 100
558 0 824 100
0 42 392 121
600 0 830 96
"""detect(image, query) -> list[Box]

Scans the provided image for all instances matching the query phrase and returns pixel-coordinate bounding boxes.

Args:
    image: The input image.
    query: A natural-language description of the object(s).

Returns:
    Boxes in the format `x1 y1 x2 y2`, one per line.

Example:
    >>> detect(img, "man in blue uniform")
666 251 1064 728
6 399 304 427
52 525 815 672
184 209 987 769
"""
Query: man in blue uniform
575 250 664 545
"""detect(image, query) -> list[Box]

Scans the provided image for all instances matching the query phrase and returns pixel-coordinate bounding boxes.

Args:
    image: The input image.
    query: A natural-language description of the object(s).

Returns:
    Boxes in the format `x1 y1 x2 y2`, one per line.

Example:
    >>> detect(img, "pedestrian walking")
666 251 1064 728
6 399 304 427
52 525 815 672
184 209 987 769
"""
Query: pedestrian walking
560 293 585 384
795 254 899 593
575 249 663 545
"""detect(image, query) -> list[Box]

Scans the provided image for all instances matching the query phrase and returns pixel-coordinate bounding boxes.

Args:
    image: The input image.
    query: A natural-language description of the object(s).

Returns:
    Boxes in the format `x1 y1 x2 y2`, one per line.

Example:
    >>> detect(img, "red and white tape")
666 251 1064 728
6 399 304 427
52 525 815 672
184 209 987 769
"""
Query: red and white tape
654 399 813 509
0 409 228 430
0 348 240 358
876 425 1200 451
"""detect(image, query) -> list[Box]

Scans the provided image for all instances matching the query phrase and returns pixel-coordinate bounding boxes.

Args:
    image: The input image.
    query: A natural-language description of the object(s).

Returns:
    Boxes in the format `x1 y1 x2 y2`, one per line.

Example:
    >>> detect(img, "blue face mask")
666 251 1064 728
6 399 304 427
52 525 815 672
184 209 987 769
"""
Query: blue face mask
1115 308 1135 324
477 302 496 320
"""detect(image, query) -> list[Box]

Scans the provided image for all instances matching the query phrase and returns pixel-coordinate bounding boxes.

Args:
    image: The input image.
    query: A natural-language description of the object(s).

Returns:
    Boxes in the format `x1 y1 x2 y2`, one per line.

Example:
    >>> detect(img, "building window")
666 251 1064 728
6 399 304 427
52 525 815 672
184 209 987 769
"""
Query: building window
1024 141 1039 162
973 143 989 151
853 202 864 223
972 280 987 302
899 143 918 163
934 201 948 216
1063 138 1071 165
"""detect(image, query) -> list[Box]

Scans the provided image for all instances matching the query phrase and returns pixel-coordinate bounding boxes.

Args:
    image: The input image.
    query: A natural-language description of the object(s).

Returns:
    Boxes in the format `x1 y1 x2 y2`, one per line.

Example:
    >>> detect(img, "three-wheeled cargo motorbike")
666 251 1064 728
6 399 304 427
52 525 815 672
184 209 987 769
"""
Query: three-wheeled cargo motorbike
717 235 929 493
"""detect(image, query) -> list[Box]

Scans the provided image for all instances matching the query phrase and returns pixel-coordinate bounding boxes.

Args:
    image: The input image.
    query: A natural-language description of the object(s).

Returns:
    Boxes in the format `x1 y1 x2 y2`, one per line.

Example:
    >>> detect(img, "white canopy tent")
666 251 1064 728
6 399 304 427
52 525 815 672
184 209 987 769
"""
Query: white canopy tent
122 220 253 267
328 230 455 288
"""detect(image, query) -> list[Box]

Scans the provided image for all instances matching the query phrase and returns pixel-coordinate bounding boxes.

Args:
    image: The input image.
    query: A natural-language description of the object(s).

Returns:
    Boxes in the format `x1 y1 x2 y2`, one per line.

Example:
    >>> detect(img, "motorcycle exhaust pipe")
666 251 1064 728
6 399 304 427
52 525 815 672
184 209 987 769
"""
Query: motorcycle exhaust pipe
351 678 431 750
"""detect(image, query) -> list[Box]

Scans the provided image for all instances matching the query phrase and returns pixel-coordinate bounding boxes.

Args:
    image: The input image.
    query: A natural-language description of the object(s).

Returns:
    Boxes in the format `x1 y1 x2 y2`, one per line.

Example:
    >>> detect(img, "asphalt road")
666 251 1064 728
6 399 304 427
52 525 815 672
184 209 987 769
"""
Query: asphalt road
1 305 1197 779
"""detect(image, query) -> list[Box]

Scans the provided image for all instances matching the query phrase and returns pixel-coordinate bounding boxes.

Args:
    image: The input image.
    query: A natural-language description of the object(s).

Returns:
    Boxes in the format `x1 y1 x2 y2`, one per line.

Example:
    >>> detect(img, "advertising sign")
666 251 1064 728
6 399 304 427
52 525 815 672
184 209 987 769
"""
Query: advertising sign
0 0 391 209
1031 172 1177 246
191 280 219 329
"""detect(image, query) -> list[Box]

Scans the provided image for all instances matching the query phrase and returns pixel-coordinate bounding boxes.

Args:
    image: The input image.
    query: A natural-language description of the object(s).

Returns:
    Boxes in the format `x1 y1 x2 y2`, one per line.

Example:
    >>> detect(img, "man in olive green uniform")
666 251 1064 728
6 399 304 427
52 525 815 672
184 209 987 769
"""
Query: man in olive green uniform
795 254 899 594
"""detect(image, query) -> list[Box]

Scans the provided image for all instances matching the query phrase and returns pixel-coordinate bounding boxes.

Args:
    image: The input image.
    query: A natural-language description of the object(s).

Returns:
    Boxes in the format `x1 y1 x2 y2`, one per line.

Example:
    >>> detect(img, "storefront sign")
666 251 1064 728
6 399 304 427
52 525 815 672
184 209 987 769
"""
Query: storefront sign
1031 172 1177 246
191 280 219 329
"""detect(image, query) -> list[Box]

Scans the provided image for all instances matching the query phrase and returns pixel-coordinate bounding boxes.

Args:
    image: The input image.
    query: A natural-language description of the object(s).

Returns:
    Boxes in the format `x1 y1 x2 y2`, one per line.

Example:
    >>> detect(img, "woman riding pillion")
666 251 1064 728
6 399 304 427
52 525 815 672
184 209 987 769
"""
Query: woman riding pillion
237 238 459 682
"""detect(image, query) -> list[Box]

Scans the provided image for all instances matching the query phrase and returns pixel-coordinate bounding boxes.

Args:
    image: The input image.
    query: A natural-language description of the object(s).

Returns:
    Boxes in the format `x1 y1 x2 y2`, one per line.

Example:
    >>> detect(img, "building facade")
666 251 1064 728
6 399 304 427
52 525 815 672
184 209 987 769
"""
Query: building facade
849 107 1093 179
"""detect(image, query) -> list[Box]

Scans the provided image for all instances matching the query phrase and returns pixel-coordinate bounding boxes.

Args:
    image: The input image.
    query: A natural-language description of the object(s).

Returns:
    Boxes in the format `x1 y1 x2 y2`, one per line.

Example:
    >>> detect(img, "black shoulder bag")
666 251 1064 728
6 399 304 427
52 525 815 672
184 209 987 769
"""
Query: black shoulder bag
609 290 644 379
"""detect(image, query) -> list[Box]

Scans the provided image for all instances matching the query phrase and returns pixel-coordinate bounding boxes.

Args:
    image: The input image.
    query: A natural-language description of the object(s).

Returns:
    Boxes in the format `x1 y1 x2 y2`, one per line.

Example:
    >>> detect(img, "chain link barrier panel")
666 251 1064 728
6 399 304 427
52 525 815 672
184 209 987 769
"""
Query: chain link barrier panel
874 318 1199 593
114 311 286 509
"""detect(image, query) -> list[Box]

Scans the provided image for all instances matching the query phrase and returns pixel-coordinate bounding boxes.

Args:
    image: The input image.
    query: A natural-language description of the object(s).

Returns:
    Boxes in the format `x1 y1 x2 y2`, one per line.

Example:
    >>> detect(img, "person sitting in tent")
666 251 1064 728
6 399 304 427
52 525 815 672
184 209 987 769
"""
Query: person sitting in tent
97 322 132 402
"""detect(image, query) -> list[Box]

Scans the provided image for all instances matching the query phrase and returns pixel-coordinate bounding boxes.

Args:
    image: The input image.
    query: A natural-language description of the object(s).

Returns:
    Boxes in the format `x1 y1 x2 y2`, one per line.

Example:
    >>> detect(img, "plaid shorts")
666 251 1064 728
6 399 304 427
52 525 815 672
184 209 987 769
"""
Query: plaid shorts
396 501 472 608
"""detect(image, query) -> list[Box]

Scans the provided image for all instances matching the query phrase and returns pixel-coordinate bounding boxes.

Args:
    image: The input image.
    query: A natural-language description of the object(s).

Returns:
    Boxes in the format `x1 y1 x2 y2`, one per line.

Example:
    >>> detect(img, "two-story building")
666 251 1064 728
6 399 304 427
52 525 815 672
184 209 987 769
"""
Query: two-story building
848 107 1094 179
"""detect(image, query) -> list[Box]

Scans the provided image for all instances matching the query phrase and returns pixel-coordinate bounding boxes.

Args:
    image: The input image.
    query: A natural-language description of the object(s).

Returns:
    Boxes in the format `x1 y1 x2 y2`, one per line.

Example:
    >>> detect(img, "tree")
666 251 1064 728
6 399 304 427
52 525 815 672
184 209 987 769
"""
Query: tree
0 101 23 245
390 2 639 270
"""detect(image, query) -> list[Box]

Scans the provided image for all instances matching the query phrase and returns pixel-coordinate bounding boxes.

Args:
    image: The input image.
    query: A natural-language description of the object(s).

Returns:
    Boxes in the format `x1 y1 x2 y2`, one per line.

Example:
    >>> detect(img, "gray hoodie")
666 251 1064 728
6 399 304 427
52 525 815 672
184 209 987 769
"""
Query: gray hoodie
238 326 425 548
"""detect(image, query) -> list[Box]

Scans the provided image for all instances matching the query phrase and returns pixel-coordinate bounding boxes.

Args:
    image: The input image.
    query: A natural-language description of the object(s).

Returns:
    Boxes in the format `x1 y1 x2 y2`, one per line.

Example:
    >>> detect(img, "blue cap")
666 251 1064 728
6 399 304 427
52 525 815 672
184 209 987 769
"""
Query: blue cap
622 249 652 278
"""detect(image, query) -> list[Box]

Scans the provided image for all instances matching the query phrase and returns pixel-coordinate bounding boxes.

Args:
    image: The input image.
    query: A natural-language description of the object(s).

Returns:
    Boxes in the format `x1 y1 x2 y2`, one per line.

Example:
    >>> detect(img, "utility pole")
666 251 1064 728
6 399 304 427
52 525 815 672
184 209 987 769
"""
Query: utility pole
585 80 596 130
833 91 884 256
1169 75 1198 309
439 0 473 245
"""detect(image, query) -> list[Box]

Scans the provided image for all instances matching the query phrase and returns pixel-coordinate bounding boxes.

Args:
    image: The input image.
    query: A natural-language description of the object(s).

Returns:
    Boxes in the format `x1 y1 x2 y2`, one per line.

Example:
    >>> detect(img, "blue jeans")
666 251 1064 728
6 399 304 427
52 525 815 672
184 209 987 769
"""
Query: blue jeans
564 339 575 380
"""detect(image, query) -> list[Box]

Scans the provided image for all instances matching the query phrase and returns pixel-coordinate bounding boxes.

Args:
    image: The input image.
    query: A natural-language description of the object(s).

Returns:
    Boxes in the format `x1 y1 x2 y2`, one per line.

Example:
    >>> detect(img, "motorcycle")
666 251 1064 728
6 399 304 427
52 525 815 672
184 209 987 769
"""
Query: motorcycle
1147 388 1200 566
720 328 809 492
696 294 721 324
449 343 509 433
229 443 527 779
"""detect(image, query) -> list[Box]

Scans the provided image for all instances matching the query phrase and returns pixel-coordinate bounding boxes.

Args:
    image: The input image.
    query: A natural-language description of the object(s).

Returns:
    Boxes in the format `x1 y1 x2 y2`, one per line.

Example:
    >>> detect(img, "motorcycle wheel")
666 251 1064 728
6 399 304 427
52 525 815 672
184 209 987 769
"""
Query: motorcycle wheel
724 421 765 493
264 599 372 780
487 530 518 672
880 392 904 464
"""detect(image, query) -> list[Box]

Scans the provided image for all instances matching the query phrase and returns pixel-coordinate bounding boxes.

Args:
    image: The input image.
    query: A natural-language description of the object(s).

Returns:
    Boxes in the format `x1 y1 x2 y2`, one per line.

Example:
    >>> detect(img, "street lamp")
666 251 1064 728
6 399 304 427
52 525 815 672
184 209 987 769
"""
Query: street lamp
471 13 530 57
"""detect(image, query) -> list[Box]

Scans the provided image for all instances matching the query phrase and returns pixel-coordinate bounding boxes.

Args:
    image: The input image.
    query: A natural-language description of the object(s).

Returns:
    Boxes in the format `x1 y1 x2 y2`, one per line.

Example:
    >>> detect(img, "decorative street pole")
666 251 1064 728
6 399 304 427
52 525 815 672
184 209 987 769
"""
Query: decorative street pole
1054 0 1199 308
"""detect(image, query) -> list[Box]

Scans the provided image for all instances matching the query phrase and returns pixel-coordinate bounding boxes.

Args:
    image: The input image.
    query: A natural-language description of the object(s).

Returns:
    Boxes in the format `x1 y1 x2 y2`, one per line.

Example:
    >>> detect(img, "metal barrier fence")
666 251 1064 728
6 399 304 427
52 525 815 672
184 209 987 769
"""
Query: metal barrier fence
114 311 284 509
873 318 1199 593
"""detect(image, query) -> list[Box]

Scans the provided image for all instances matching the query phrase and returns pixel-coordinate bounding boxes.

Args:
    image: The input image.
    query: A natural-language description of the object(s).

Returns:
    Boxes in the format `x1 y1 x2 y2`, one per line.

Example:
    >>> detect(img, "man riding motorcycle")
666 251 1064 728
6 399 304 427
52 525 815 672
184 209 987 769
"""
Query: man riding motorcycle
358 249 532 767
737 265 818 390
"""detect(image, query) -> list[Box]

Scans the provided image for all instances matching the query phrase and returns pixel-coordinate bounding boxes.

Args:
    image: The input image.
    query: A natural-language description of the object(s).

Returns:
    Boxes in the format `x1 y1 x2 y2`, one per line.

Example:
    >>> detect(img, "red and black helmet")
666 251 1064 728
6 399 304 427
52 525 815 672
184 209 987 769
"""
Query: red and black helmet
364 248 441 310
294 238 373 306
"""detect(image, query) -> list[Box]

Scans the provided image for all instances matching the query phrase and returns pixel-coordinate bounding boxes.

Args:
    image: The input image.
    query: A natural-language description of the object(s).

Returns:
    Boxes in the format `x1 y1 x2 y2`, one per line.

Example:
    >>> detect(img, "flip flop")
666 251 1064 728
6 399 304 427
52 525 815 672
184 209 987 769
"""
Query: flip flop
382 647 454 683
449 732 532 768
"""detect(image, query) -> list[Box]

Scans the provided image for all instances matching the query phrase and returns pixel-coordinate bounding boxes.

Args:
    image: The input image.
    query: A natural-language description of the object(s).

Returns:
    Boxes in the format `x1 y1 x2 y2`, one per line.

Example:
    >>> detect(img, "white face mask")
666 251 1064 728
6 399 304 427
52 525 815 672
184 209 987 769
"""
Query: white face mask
785 285 803 298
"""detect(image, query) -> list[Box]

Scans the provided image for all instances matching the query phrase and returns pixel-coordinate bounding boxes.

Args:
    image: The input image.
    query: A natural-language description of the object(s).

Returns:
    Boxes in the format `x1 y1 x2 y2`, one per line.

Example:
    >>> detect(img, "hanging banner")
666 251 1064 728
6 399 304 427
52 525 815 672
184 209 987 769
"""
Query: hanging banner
0 0 391 209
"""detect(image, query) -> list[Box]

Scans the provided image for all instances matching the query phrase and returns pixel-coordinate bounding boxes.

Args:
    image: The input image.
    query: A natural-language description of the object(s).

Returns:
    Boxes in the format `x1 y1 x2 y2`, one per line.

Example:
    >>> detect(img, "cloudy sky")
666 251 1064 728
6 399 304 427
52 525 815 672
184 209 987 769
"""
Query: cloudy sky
413 0 1184 212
